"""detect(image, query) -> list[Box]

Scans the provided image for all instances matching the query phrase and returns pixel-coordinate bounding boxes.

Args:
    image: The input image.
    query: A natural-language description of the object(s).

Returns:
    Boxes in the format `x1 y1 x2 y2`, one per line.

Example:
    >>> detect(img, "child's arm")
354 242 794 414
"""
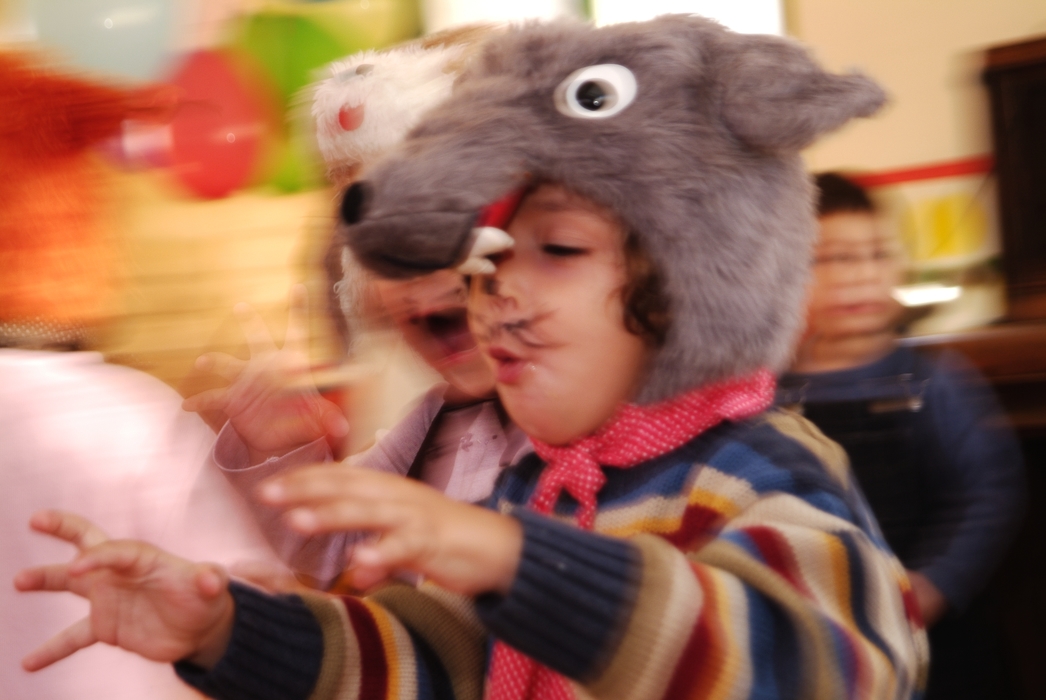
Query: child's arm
15 510 235 672
183 285 355 586
907 350 1026 617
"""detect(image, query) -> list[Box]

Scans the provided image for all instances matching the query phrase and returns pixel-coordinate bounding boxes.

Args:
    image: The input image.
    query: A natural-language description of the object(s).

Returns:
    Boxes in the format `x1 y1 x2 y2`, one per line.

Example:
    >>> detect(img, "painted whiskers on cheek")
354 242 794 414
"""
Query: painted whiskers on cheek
470 307 557 349
469 272 562 349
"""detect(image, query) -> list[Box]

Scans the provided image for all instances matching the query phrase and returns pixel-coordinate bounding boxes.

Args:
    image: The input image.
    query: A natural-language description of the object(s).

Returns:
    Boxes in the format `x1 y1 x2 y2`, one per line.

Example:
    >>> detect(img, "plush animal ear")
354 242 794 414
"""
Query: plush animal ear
717 33 886 153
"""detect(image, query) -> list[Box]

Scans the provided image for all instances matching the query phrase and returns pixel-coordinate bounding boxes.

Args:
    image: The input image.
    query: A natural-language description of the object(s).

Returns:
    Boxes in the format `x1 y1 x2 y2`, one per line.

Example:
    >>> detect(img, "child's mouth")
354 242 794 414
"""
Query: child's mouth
487 346 527 384
416 307 477 361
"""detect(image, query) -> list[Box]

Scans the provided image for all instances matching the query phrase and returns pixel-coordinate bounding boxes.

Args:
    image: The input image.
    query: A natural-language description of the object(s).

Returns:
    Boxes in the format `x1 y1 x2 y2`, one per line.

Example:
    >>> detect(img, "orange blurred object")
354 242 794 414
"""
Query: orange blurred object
0 54 173 330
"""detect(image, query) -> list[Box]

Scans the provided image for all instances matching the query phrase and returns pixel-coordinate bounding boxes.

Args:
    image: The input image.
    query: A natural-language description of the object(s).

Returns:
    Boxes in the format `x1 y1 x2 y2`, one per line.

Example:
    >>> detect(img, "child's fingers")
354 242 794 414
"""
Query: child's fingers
234 302 278 356
22 617 97 672
353 532 427 574
194 563 230 598
181 387 231 414
29 510 109 551
284 284 310 354
257 465 343 504
284 498 410 535
194 352 246 381
347 561 394 592
13 564 73 593
321 404 350 438
259 464 401 506
69 540 156 577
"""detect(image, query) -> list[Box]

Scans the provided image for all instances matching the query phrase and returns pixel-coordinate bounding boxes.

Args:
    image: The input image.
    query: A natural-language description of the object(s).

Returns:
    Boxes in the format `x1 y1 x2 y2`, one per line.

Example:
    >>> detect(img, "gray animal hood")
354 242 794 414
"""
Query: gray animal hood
339 15 885 404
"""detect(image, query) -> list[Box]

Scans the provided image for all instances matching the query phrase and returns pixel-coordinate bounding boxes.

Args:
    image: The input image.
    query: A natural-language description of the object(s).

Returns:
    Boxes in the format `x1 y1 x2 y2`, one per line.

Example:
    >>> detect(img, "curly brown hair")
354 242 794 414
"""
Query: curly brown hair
621 232 671 347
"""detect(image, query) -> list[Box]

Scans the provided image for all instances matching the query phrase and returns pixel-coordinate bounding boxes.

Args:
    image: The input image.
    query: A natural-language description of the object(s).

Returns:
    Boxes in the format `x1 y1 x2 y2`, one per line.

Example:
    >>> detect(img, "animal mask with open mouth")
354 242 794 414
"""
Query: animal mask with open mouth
338 15 886 403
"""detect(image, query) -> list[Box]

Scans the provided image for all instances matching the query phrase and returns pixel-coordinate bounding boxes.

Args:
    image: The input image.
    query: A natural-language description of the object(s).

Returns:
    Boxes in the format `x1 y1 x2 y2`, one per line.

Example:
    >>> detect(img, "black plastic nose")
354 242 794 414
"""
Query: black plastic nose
340 181 369 225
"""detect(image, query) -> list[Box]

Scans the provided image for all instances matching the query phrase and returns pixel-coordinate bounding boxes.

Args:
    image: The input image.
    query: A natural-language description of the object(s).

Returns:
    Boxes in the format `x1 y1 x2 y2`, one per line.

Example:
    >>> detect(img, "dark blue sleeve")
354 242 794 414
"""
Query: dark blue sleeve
907 350 1026 612
174 581 324 700
475 508 642 682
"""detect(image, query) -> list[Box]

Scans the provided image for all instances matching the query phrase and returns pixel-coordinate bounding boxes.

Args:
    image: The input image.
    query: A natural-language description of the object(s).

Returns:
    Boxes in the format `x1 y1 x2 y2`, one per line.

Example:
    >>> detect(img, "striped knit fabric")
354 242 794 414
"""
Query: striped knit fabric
486 371 775 700
221 409 928 700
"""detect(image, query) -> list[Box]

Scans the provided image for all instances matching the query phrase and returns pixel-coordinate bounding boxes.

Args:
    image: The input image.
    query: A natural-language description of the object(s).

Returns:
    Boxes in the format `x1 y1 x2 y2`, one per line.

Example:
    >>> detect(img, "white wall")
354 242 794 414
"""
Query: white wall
792 0 1046 172
593 0 782 34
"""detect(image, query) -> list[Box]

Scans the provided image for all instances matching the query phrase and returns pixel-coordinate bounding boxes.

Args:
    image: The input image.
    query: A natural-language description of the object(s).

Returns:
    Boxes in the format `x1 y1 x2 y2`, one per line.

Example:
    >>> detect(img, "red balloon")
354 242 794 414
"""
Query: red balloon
168 51 273 199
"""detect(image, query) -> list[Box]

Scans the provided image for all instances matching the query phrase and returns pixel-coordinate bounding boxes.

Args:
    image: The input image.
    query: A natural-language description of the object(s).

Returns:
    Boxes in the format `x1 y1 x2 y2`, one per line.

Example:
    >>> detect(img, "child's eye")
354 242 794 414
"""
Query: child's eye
542 244 587 257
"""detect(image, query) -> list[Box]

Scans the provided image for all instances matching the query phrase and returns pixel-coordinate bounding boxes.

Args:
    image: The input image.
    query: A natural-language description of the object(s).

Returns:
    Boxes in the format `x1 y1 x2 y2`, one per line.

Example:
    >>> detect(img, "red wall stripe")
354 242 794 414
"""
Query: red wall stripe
848 155 994 188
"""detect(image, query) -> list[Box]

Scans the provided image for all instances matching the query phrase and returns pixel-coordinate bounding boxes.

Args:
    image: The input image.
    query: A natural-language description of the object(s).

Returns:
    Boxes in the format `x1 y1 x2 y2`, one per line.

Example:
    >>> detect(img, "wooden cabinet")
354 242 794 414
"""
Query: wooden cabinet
903 322 1046 437
984 36 1046 321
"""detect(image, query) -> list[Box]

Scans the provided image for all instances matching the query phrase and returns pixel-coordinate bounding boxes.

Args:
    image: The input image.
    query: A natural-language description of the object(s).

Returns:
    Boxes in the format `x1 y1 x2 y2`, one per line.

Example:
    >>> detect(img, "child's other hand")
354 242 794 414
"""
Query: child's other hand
258 467 523 596
14 511 235 672
906 569 948 627
182 285 349 464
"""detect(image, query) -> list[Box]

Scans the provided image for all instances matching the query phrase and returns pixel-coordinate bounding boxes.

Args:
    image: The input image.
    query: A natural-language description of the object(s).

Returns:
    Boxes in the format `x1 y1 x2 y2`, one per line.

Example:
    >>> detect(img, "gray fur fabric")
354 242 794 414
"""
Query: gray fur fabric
340 15 886 404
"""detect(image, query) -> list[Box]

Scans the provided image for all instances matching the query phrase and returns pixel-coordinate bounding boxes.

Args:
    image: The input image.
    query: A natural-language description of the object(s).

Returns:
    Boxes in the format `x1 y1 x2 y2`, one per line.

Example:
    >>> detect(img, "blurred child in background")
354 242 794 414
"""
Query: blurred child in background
184 274 527 590
182 31 528 591
779 172 1026 700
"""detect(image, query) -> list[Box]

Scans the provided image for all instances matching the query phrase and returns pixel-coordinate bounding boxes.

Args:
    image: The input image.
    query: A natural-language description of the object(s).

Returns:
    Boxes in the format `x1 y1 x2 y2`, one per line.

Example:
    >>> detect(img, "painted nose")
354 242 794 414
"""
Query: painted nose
341 181 369 225
338 104 365 131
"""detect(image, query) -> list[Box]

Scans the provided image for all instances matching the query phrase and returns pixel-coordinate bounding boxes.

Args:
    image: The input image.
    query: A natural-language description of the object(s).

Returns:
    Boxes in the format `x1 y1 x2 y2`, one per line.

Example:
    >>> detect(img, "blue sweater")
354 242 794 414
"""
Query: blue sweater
778 347 1025 611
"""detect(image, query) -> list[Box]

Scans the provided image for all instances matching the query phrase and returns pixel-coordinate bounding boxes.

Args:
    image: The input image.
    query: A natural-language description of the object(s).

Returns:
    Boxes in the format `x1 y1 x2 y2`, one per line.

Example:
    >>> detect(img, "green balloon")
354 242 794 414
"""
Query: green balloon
231 0 422 192
238 14 354 107
234 0 421 108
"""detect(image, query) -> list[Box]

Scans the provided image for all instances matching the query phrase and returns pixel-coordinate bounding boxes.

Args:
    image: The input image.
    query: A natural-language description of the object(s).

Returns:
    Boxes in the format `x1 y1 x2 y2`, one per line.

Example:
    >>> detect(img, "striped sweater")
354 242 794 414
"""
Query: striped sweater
177 410 929 700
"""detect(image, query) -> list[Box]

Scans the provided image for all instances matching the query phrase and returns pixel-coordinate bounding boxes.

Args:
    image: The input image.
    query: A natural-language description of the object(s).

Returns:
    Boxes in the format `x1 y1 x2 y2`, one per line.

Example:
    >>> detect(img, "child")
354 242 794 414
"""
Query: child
780 172 1025 698
186 275 527 589
183 32 527 590
18 16 928 700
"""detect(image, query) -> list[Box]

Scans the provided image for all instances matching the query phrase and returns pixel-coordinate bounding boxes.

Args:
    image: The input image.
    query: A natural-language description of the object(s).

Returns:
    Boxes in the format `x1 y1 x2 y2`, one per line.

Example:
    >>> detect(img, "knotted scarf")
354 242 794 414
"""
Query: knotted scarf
486 369 775 700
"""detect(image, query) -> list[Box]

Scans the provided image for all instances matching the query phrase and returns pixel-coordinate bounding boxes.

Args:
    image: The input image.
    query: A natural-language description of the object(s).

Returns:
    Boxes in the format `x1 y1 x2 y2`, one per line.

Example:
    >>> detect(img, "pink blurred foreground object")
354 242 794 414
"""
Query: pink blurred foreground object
0 350 285 699
168 50 274 199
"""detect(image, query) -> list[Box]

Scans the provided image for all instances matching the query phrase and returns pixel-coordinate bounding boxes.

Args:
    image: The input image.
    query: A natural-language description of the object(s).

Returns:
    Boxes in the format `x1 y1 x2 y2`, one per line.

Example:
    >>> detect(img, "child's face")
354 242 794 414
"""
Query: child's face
469 185 651 445
804 211 903 339
372 270 496 400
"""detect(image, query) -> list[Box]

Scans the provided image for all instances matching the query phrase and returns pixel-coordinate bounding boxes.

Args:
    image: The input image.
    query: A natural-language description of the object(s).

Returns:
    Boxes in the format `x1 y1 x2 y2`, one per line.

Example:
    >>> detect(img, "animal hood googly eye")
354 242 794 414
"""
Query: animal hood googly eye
555 64 637 119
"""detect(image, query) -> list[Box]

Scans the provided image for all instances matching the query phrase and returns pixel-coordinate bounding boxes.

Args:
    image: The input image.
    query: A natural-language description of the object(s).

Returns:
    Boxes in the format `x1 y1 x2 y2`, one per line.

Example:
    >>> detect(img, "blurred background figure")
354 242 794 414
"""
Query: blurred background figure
180 27 534 592
0 54 284 700
778 172 1026 700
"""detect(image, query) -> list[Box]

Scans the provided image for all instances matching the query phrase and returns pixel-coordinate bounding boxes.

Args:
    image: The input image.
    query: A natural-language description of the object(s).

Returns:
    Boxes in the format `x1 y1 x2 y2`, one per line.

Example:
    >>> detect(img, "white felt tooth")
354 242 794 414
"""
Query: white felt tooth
455 226 513 275
469 226 514 257
457 257 496 275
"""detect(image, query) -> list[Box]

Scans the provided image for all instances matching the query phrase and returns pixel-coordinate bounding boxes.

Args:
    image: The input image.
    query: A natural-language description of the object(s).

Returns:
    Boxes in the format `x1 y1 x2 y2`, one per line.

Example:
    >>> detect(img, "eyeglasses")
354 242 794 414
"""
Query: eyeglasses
813 249 896 266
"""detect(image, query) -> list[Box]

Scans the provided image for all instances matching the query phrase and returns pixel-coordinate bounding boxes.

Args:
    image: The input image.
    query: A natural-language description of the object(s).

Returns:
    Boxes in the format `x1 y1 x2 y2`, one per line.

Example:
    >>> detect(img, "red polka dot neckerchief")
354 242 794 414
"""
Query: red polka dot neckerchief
488 369 776 700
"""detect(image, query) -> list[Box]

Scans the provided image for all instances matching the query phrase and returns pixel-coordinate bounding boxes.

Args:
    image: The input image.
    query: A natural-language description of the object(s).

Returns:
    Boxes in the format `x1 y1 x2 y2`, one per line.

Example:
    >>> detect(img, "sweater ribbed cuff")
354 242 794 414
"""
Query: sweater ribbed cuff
476 509 641 681
174 581 324 700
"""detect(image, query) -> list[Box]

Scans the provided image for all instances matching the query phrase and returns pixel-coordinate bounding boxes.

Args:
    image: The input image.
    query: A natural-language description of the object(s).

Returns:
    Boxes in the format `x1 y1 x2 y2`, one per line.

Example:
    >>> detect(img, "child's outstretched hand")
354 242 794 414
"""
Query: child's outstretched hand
182 285 349 464
258 467 523 596
14 511 235 672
